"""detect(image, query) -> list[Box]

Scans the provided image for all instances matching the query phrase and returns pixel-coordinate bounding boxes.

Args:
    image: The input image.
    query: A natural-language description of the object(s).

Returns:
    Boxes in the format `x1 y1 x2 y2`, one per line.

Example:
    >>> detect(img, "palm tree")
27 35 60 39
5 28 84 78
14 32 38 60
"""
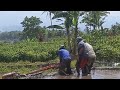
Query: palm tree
48 11 85 58
50 11 73 51
82 11 110 31
42 11 61 41
42 11 60 26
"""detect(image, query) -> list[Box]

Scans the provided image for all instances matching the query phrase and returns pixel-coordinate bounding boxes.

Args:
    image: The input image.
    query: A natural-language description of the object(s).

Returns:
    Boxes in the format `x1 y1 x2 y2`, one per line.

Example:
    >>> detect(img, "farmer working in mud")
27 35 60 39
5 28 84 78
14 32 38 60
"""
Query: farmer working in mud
58 45 72 75
76 37 96 76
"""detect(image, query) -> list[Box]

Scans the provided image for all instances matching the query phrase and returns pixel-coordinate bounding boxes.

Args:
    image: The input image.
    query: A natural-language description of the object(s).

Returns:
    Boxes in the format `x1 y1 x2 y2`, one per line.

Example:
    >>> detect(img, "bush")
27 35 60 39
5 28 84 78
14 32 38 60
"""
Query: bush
0 38 65 62
83 33 120 63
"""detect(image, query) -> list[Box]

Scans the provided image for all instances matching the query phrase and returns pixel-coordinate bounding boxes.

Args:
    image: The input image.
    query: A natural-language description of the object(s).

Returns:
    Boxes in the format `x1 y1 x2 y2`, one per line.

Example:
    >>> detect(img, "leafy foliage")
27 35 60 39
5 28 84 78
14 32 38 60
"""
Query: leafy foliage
21 16 43 40
0 37 67 62
81 31 120 63
82 11 110 30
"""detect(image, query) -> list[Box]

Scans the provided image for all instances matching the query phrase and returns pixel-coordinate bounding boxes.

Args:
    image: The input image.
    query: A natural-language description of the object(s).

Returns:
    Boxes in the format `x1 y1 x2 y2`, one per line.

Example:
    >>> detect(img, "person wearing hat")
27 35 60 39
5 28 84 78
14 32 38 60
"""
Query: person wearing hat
58 45 72 75
76 37 96 76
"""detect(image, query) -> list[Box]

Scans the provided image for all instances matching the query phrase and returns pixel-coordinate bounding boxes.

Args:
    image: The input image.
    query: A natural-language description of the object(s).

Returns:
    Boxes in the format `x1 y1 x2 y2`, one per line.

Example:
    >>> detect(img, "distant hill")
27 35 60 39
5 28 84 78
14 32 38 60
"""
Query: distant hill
0 25 23 32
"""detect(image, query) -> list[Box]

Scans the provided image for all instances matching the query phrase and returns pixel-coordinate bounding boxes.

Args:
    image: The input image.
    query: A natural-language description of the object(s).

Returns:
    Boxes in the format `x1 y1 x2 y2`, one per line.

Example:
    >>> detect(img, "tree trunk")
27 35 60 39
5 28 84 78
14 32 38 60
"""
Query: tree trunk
50 13 52 26
46 30 48 41
50 14 54 31
66 28 71 52
73 24 78 58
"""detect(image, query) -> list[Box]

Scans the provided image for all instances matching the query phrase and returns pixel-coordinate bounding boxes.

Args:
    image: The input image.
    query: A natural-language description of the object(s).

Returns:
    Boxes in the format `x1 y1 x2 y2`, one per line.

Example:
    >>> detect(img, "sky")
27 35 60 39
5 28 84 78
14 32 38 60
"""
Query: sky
0 11 120 31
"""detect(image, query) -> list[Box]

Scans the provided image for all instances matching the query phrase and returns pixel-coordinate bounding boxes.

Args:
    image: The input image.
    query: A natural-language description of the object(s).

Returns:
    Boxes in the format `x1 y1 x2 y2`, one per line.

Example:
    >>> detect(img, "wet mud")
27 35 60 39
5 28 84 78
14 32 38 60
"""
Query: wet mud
42 70 120 79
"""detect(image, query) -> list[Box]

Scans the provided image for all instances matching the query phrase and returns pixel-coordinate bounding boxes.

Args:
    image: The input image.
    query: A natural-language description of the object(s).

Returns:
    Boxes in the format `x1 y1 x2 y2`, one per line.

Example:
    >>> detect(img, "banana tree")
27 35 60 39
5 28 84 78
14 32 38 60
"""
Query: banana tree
42 11 60 41
82 11 110 31
71 11 84 57
42 11 60 26
48 11 73 51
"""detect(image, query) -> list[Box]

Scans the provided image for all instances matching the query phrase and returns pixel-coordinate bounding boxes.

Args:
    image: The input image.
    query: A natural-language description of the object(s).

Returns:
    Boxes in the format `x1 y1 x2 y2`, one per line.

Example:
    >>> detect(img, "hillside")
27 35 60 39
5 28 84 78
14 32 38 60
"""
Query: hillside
0 25 23 32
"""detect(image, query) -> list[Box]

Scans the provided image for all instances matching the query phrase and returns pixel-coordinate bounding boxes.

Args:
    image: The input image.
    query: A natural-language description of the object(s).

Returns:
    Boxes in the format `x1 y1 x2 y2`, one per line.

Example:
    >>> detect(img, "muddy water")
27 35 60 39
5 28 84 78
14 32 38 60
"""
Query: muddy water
92 70 120 79
42 70 120 79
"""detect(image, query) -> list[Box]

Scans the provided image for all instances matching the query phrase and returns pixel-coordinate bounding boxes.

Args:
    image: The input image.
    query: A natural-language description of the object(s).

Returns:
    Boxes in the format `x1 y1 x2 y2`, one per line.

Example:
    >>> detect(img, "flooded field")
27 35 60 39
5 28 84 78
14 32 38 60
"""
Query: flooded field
2 68 120 79
42 70 120 79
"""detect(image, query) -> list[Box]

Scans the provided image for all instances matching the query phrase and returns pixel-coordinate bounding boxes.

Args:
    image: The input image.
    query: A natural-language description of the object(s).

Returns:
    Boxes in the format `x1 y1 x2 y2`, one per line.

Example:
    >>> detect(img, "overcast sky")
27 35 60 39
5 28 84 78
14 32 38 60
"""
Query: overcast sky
0 11 120 31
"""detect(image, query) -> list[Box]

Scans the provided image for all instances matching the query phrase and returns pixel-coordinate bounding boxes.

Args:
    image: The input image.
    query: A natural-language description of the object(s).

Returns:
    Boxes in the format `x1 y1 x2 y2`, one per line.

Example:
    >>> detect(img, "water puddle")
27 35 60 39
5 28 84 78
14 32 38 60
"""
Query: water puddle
42 70 120 79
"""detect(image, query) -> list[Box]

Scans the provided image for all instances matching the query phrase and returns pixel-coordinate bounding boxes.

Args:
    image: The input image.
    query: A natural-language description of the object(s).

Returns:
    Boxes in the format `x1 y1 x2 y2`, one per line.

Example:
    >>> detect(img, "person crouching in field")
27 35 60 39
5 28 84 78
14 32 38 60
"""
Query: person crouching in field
58 45 72 75
76 37 96 76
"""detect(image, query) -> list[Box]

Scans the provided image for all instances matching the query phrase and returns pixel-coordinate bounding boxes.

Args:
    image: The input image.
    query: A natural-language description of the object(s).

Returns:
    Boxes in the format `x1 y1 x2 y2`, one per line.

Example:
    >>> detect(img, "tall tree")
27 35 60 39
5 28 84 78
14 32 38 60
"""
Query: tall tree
42 11 61 26
71 11 84 56
21 16 43 40
48 11 85 57
82 11 110 31
110 22 120 35
42 11 61 41
49 11 73 51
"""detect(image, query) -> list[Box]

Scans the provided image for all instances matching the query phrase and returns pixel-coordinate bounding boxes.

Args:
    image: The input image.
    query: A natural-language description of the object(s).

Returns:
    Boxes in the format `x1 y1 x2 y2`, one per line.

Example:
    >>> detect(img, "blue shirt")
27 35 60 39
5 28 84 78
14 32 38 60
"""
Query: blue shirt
58 49 71 60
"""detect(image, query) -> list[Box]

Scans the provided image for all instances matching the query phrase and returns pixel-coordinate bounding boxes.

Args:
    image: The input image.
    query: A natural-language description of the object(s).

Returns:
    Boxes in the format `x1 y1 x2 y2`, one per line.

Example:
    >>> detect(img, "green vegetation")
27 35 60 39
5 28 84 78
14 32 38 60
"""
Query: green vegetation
82 31 120 63
0 33 120 63
0 37 67 62
0 59 59 75
1 11 120 75
0 34 120 75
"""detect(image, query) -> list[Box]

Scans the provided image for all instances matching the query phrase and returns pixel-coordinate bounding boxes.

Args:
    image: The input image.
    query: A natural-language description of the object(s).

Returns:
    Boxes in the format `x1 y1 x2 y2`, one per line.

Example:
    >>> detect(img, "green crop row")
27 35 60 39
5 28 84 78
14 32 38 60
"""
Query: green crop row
0 35 120 63
83 34 120 63
0 38 67 62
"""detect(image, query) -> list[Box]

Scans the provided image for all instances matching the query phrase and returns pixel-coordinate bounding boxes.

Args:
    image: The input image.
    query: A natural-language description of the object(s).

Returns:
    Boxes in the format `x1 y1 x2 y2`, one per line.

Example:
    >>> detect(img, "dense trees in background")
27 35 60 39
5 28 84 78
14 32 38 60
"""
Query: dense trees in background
0 11 118 44
0 31 21 43
0 29 66 43
110 22 120 36
20 16 65 42
0 11 111 43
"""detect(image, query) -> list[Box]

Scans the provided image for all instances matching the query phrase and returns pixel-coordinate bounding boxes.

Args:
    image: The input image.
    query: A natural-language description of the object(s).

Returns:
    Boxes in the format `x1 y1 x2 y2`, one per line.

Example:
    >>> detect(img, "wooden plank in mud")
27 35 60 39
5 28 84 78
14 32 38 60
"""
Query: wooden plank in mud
2 72 20 79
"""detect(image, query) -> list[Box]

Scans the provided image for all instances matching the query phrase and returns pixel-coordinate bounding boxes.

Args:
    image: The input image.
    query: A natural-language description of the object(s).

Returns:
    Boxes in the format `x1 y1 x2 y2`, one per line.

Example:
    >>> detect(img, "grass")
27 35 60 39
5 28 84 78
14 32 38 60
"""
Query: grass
0 61 38 74
71 60 76 68
0 59 60 78
0 58 76 76
0 56 77 79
